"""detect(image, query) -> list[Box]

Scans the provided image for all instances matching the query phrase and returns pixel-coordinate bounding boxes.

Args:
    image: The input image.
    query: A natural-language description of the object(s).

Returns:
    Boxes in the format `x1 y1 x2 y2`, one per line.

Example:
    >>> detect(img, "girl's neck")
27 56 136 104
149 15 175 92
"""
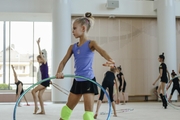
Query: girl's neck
78 36 88 44
79 33 88 41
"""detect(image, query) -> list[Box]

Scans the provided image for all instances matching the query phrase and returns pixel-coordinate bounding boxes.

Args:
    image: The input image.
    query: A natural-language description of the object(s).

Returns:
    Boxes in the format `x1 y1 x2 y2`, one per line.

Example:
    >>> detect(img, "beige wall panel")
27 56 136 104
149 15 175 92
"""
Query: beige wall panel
70 17 180 98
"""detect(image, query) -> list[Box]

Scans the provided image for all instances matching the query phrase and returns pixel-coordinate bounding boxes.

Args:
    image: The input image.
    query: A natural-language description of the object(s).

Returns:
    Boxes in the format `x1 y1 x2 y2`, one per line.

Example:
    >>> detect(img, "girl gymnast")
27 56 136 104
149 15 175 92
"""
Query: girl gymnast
153 53 170 109
31 38 51 114
94 66 119 119
116 65 127 105
166 70 180 102
11 65 29 107
56 12 115 120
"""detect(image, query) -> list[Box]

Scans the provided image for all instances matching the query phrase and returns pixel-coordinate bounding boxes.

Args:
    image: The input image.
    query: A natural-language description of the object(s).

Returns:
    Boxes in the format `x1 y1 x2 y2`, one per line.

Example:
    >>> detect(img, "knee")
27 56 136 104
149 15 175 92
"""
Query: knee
61 105 72 120
83 111 94 120
38 93 41 99
31 90 35 95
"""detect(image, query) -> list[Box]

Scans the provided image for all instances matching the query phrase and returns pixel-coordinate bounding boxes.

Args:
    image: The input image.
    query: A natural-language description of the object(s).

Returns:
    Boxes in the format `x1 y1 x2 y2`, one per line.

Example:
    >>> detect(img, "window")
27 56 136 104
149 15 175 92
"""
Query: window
0 22 3 84
0 21 52 90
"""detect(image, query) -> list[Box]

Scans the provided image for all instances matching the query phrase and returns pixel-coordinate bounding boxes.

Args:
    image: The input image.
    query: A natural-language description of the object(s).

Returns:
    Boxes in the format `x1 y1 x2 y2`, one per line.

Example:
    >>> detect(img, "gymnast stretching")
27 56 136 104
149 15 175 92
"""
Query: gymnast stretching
11 65 29 107
166 70 180 102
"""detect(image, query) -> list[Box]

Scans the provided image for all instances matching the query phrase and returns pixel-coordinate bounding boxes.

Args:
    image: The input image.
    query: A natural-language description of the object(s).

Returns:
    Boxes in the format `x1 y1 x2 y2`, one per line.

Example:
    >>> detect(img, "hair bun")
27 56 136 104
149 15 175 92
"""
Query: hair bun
171 70 177 76
85 12 92 18
162 52 164 56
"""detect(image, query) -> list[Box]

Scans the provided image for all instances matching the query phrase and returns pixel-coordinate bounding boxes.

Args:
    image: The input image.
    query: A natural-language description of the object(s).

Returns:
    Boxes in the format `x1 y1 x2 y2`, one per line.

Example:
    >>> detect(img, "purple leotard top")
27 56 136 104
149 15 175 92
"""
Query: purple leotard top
72 40 95 81
40 62 49 80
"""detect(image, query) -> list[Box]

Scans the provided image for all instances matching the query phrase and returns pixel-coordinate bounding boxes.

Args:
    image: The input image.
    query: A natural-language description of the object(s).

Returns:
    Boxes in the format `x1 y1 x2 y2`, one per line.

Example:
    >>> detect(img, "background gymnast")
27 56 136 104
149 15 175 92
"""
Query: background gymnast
94 66 119 119
31 38 51 114
11 65 29 107
153 53 170 109
166 70 180 102
116 65 127 105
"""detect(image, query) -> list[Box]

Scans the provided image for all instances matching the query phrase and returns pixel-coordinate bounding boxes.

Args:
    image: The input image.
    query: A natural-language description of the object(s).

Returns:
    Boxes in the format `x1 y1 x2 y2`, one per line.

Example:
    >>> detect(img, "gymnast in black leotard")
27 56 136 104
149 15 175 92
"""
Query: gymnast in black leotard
11 65 29 107
94 66 119 119
167 70 180 102
15 81 24 95
153 53 170 109
117 65 127 105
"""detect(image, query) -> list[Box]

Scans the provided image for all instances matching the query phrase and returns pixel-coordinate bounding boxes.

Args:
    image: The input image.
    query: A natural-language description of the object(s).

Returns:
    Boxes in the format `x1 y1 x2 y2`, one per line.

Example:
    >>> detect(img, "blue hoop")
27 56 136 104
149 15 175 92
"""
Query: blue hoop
13 75 112 120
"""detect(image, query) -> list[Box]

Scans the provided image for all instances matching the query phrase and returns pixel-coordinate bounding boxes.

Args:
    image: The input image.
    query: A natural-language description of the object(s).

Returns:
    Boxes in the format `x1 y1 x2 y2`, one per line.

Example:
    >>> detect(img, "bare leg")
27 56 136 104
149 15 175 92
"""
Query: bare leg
112 101 117 117
157 84 162 95
94 100 102 119
168 95 172 102
83 93 94 111
37 88 46 114
11 65 18 83
23 95 30 106
16 95 21 107
31 91 39 114
161 82 166 95
17 85 23 107
31 85 45 114
122 92 125 105
12 65 21 106
83 93 94 120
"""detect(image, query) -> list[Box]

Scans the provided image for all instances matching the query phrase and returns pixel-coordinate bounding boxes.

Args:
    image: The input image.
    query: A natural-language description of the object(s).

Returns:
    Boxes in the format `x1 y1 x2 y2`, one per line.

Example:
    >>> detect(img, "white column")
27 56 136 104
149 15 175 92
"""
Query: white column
157 0 177 73
156 0 177 100
51 0 72 103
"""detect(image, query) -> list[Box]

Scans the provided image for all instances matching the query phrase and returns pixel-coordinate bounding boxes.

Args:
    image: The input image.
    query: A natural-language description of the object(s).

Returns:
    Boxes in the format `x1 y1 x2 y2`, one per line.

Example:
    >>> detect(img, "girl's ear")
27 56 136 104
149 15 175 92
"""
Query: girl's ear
82 25 86 32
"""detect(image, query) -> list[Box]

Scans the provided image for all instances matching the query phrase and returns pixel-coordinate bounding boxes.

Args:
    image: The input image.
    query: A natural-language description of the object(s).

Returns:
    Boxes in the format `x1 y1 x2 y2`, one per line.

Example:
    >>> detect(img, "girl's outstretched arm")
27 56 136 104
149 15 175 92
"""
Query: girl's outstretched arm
166 80 172 90
56 45 73 79
166 69 170 81
153 69 162 85
89 40 115 65
37 38 46 64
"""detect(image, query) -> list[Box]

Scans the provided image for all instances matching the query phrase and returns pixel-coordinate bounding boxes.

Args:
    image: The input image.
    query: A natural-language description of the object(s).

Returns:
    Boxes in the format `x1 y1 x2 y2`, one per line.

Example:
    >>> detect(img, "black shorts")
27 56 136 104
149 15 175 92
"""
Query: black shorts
160 78 168 83
41 81 50 87
70 77 98 95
